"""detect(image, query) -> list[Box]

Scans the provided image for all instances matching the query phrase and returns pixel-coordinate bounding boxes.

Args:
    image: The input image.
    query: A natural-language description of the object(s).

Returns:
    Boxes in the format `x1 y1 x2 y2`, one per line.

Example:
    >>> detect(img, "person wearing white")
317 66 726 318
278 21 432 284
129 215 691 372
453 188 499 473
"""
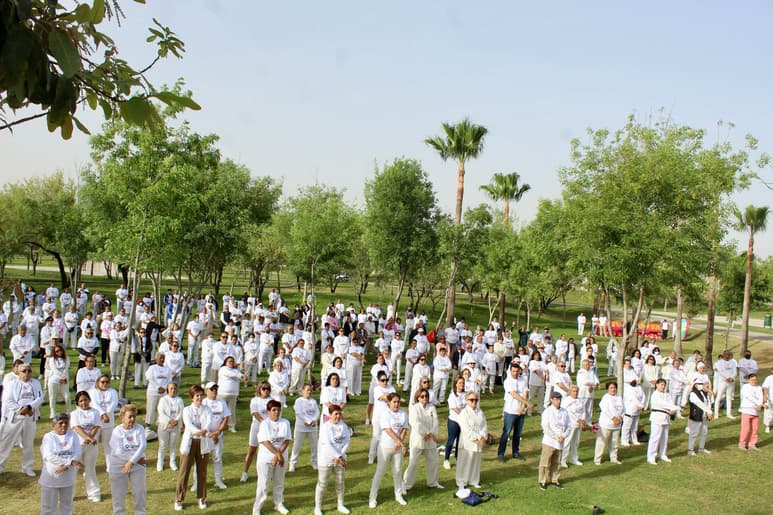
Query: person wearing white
390 333 405 385
345 338 364 396
368 372 396 463
737 351 758 386
269 358 290 408
455 391 487 493
144 353 172 425
332 329 349 360
175 384 212 511
46 344 71 419
70 391 102 502
576 359 598 424
258 331 275 375
686 381 713 455
0 363 43 475
403 340 419 393
738 375 763 450
289 384 320 471
539 391 571 489
39 413 83 515
108 404 147 515
594 382 624 464
528 352 546 415
89 375 118 457
403 388 442 490
289 339 311 395
320 373 348 422
186 318 202 367
200 333 217 384
641 354 660 409
369 392 409 508
243 334 260 386
577 313 586 335
560 386 586 468
668 358 689 412
252 400 292 515
409 355 431 405
713 350 738 419
9 325 35 365
314 404 351 515
432 347 452 404
77 328 100 367
62 306 80 353
763 368 773 433
620 380 645 446
647 379 679 464
166 340 185 386
157 382 184 471
482 345 498 394
498 364 531 461
109 322 127 380
201 382 230 489
241 382 272 482
217 356 245 432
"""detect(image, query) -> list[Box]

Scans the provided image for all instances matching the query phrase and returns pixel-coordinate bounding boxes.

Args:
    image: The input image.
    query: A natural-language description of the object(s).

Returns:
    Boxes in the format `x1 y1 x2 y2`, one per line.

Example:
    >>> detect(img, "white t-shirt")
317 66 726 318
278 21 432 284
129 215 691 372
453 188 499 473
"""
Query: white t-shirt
257 417 292 464
378 408 408 451
317 419 351 467
503 375 528 414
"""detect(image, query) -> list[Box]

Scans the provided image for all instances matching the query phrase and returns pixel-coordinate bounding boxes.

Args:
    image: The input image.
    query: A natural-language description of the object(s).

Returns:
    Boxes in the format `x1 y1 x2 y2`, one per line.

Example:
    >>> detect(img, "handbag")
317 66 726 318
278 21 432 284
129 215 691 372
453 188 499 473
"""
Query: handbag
461 492 484 506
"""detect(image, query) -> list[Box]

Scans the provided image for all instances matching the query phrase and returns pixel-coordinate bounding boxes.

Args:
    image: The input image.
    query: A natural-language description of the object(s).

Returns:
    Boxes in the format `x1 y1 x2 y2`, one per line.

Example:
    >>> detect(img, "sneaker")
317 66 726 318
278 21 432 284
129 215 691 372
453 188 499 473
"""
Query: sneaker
687 451 697 456
368 500 377 509
171 463 179 471
191 483 197 492
395 494 407 506
538 482 547 491
23 469 35 477
288 465 295 472
561 463 568 468
749 446 760 451
738 445 747 451
727 415 736 420
701 449 711 455
364 418 370 425
175 501 184 511
429 483 444 489
766 426 771 434
229 427 237 433
611 459 622 464
619 443 631 448
594 461 601 466
275 504 290 514
314 508 323 515
443 460 451 470
497 455 506 463
240 471 249 482
157 462 164 472
198 499 207 509
336 505 351 514
660 456 671 463
647 459 657 465
552 482 564 489
367 457 374 465
470 483 481 489
512 453 525 461
215 479 227 489
570 460 583 466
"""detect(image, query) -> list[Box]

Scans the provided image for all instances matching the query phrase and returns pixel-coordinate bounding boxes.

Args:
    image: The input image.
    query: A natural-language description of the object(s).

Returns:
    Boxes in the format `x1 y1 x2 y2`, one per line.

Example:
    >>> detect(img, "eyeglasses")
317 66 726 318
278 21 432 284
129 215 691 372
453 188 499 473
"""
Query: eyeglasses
468 398 479 403
98 380 109 384
19 369 32 373
379 378 388 382
419 395 428 399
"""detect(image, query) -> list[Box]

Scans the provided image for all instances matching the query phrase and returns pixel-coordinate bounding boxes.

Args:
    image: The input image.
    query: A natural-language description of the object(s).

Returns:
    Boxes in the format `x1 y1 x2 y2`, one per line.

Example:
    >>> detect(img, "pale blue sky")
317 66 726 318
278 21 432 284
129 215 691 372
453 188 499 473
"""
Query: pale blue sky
3 1 772 254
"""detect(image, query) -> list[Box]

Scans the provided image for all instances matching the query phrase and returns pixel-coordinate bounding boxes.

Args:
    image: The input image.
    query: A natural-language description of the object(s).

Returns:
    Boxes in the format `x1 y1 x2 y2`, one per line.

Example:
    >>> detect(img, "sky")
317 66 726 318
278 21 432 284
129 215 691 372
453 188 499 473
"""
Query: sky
2 1 772 255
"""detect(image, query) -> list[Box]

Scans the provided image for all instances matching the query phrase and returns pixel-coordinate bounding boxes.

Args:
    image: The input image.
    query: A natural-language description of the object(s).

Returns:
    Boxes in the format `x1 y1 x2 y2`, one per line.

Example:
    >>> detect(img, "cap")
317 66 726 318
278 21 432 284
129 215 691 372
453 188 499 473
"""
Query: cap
550 391 562 399
205 381 218 390
417 327 425 332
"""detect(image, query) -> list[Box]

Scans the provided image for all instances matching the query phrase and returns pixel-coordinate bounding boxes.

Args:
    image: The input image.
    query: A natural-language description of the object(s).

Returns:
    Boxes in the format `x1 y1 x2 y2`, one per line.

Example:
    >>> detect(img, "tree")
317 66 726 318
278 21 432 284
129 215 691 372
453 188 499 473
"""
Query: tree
425 118 488 326
734 204 770 354
479 171 531 322
1 0 199 137
364 158 439 312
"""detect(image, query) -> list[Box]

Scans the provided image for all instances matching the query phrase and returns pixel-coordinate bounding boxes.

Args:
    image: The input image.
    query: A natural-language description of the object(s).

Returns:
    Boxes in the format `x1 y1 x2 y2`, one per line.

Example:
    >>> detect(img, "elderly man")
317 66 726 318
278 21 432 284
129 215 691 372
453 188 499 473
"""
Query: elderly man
538 391 570 490
713 350 738 419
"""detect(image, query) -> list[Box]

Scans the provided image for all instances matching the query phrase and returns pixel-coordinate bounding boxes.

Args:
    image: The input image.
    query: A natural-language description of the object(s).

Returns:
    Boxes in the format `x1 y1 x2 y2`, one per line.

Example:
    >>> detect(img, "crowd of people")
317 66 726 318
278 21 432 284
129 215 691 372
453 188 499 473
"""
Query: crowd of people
0 284 771 513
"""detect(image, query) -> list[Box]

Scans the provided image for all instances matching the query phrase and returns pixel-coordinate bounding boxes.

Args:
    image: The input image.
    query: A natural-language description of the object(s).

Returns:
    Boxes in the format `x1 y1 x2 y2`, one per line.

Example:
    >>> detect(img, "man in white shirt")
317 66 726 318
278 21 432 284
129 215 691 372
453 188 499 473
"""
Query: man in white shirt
9 326 36 365
576 313 586 336
498 364 531 462
538 391 570 490
713 350 737 419
737 351 758 386
186 318 202 368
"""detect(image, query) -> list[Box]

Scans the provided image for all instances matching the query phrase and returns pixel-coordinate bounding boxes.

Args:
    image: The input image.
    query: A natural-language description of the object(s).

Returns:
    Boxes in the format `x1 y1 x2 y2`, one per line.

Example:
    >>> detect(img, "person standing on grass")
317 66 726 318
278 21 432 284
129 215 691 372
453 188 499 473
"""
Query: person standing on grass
686 379 713 456
538 391 570 491
314 404 351 515
70 391 102 503
241 381 272 483
738 374 763 451
369 392 409 509
762 366 773 434
0 362 43 476
252 399 292 515
561 385 586 468
713 350 738 419
108 404 147 515
289 383 320 472
647 378 679 464
157 382 184 472
455 391 488 495
620 380 645 447
39 413 83 515
498 363 531 462
594 381 624 465
403 388 443 491
175 384 212 511
443 376 467 470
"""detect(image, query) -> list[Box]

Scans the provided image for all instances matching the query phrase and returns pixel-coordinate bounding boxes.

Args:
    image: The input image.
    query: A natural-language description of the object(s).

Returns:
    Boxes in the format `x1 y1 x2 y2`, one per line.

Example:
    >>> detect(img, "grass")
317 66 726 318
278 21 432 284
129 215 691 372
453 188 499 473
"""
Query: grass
1 269 772 514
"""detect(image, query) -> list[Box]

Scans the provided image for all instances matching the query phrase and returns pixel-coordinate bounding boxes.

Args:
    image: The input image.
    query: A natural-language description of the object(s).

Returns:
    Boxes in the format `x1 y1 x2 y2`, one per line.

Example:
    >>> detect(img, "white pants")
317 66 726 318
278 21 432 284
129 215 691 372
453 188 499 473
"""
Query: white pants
200 362 212 384
543 385 555 408
765 406 773 429
99 422 114 458
82 442 101 499
40 485 75 515
403 443 439 489
647 423 670 461
433 375 449 404
258 349 273 375
403 362 414 391
687 419 708 452
392 357 402 384
369 445 404 502
455 448 481 488
714 380 735 416
110 351 123 378
245 362 258 384
290 365 305 395
47 380 71 418
346 362 362 396
134 358 148 387
158 426 181 467
594 427 619 463
63 328 78 350
620 414 640 445
315 464 345 509
529 386 545 415
0 414 35 472
561 425 581 466
145 393 163 425
253 461 286 514
368 419 382 462
187 337 200 366
219 393 238 431
290 428 318 469
109 460 146 515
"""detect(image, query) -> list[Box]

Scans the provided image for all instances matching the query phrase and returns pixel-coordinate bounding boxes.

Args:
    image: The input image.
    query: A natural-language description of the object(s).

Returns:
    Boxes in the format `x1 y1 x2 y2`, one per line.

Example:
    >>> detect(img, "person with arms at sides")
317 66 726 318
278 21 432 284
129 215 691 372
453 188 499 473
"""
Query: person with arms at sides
144 352 172 426
713 350 738 419
686 379 713 456
243 333 260 388
538 391 570 490
269 357 291 409
196 382 229 491
252 400 292 515
157 382 184 471
366 353 390 425
403 388 443 491
39 413 83 515
528 350 546 415
109 321 127 380
290 339 312 396
432 346 453 405
314 404 351 515
0 362 43 476
594 381 624 465
368 371 396 464
455 391 487 495
647 378 679 464
369 392 409 508
498 362 531 462
443 375 467 470
620 379 646 447
241 381 272 482
576 358 599 424
45 344 71 419
320 372 347 423
738 374 763 451
71 391 102 502
561 385 586 468
89 374 118 457
108 404 147 515
289 383 320 472
175 384 212 511
641 354 660 409
390 331 405 387
345 336 364 397
218 355 245 432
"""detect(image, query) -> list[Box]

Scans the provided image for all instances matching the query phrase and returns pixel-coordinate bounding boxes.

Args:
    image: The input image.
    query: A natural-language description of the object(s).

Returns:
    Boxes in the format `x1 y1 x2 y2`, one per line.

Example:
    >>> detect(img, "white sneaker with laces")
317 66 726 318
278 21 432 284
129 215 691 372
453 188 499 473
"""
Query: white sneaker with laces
660 456 671 463
198 499 207 509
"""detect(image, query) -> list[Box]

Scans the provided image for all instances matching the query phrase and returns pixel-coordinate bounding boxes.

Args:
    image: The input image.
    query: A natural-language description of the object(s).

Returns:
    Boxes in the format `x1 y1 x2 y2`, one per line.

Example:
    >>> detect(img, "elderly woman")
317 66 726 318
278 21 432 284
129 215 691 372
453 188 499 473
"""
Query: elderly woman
175 384 212 511
157 382 184 471
368 392 409 509
45 344 71 419
561 385 586 468
314 404 351 515
594 381 624 465
218 355 245 432
39 413 83 515
108 404 147 515
620 380 646 447
443 375 467 470
648 378 679 464
269 357 291 408
71 390 102 502
403 388 443 490
455 391 488 494
687 379 713 455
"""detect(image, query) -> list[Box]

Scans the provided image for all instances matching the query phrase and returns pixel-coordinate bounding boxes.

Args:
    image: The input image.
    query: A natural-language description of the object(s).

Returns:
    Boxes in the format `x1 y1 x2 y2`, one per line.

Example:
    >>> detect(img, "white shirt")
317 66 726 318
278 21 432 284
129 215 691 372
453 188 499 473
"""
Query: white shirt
598 393 624 429
541 404 571 450
257 417 292 464
408 401 438 449
108 423 146 472
293 397 320 433
317 419 350 467
378 408 408 451
39 429 82 488
70 406 102 444
739 384 763 416
503 375 528 415
89 387 119 424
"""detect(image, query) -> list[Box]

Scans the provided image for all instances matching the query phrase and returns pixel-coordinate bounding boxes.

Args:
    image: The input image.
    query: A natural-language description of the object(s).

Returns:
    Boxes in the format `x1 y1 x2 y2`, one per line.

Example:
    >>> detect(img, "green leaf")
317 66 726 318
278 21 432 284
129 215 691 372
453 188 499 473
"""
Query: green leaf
60 116 74 140
49 30 81 78
74 4 91 23
91 0 105 23
119 96 156 126
86 92 98 110
152 91 201 111
72 116 91 135
0 25 34 73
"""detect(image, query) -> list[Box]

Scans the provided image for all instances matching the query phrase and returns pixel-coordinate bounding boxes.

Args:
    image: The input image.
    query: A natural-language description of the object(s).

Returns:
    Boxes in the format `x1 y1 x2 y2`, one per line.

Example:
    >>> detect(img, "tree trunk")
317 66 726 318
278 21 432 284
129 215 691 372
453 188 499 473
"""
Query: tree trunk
525 301 531 331
617 283 646 393
27 242 69 289
445 260 457 328
498 292 506 326
705 269 718 370
674 285 684 356
740 234 754 354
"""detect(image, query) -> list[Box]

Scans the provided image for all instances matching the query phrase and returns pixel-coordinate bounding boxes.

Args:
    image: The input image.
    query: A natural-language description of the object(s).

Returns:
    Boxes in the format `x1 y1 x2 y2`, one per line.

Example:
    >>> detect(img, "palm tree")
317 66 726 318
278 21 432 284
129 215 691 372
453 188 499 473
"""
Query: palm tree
734 204 770 354
479 172 531 225
425 118 488 327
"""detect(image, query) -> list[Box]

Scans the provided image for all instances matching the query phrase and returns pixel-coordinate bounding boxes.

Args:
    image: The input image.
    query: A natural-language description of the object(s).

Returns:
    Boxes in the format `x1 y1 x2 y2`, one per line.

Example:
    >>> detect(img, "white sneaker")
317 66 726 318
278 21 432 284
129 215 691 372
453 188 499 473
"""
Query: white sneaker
368 500 377 509
727 415 736 420
443 460 451 470
171 462 179 471
215 479 227 489
570 460 583 466
766 426 771 434
395 494 407 506
336 505 350 514
198 499 207 509
275 504 289 514
647 459 657 465
701 449 711 454
687 451 696 456
288 465 295 472
314 508 323 515
561 463 568 468
23 469 35 477
175 501 184 511
660 456 671 463
190 483 197 492
240 471 249 482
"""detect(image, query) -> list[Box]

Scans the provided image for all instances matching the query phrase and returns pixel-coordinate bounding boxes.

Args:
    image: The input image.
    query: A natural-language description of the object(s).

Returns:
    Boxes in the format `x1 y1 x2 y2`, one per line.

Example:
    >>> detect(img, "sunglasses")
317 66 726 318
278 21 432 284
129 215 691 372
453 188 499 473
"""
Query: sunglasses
468 398 479 403
379 378 388 382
